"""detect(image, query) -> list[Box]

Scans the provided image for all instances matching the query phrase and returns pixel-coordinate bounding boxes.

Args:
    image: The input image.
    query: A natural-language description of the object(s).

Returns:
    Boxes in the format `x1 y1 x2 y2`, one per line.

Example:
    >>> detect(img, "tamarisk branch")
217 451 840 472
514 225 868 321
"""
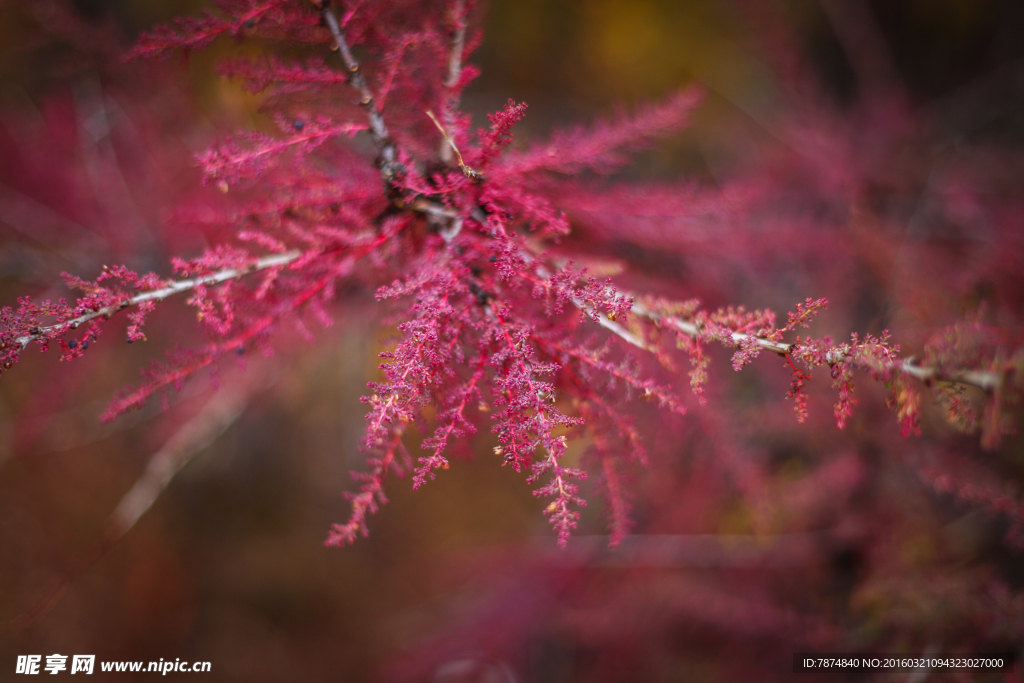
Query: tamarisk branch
12 250 302 352
2 0 1019 548
627 298 1005 393
318 2 399 181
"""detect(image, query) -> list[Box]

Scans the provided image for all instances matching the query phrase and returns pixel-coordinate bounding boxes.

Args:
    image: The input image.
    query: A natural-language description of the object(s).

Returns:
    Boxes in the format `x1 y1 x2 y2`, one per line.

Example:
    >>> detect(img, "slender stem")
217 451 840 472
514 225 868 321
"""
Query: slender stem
523 245 1003 394
426 109 479 179
440 0 468 163
629 297 789 354
16 250 302 350
319 3 398 178
628 295 1003 393
444 0 467 91
109 376 260 537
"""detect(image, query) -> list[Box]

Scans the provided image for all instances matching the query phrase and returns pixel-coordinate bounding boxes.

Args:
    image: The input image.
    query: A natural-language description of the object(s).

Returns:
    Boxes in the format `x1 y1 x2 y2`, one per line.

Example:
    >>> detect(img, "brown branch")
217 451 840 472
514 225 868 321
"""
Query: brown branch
318 2 399 180
440 0 468 164
426 109 481 180
444 0 468 91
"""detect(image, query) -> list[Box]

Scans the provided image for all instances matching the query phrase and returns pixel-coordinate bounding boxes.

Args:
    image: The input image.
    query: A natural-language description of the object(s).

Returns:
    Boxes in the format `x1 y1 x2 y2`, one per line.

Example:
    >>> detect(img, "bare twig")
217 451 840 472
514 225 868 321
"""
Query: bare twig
531 247 1004 395
441 0 468 163
629 297 789 353
444 0 468 91
319 2 399 179
16 250 302 350
581 300 652 351
628 296 1004 393
426 109 481 180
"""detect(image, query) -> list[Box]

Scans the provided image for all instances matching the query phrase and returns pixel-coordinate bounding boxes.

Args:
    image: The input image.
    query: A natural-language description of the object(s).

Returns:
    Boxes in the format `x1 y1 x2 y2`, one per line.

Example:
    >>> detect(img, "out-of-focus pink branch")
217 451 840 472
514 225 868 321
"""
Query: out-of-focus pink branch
8 369 270 628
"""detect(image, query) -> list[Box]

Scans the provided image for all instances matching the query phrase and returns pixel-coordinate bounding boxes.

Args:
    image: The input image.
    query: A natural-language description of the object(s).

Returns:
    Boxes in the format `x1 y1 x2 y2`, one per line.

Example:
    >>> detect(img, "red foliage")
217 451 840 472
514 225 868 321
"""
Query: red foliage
2 0 1021 548
2 1 1024 675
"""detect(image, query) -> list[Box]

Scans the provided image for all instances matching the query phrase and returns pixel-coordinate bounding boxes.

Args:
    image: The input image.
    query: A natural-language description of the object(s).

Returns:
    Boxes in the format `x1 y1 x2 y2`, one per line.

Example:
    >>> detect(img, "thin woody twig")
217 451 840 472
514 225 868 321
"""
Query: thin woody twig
441 0 468 163
629 297 789 354
16 250 302 350
444 0 467 91
322 3 480 182
582 300 652 351
318 2 399 179
426 109 481 180
627 296 1004 393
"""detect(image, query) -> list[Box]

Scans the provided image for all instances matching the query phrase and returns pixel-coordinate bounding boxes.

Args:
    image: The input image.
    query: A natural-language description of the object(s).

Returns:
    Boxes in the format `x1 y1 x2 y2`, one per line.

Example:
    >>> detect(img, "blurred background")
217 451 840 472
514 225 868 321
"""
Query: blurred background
1 0 1023 681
